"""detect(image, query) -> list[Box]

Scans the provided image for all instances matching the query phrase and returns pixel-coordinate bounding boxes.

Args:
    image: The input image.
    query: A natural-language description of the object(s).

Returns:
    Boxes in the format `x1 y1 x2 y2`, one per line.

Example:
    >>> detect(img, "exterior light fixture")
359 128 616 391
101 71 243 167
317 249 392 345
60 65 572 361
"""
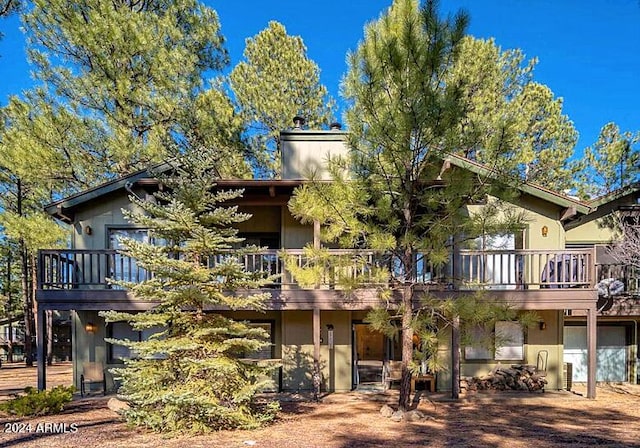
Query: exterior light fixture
84 225 93 235
539 321 547 331
85 322 97 334
541 225 548 237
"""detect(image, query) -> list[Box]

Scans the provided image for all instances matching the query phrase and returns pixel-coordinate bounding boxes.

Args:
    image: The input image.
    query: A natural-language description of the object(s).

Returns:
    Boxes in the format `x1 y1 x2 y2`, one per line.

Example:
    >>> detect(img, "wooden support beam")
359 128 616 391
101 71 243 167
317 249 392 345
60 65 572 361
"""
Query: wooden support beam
313 220 321 250
560 206 577 222
586 307 597 399
313 308 321 365
37 306 46 391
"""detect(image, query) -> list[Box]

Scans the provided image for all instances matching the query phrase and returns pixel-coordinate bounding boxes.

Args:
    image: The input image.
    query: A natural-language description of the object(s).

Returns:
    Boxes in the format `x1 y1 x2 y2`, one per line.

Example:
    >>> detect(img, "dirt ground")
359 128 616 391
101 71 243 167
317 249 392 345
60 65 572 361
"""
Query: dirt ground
1 363 640 447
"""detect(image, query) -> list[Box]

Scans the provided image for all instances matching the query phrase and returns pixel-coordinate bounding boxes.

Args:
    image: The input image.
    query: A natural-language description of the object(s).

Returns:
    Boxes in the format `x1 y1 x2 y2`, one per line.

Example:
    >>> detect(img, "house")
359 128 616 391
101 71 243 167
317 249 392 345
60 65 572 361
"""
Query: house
564 183 640 384
35 128 600 397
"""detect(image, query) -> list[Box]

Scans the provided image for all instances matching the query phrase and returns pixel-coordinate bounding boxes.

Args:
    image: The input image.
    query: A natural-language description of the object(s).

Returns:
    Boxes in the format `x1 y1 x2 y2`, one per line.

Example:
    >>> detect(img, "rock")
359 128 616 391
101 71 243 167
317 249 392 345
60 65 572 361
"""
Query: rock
404 410 425 421
390 410 404 422
380 404 394 418
107 397 130 414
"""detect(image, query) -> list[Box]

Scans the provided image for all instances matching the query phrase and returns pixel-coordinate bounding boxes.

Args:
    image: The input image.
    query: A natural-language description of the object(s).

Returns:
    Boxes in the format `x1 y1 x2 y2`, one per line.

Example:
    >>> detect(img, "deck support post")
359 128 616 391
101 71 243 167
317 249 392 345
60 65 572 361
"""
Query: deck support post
37 306 47 391
586 306 597 399
313 308 321 399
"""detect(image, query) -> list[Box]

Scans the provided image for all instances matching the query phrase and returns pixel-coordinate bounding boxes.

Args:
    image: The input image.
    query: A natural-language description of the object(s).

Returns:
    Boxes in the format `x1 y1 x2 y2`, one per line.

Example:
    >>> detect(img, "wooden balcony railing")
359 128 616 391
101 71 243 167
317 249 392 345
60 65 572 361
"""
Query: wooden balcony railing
38 248 597 291
596 263 640 296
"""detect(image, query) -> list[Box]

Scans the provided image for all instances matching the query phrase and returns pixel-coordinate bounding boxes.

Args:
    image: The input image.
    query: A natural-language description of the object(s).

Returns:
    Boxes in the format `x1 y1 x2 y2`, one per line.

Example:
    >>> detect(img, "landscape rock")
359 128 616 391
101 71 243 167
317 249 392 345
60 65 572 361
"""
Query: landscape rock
380 404 394 418
390 410 404 422
404 410 425 421
107 397 130 414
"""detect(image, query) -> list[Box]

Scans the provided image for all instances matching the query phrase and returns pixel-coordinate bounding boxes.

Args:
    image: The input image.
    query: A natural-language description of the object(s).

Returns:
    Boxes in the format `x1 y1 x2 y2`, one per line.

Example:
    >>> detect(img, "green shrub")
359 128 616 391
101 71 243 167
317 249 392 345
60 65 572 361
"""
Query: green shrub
0 385 74 416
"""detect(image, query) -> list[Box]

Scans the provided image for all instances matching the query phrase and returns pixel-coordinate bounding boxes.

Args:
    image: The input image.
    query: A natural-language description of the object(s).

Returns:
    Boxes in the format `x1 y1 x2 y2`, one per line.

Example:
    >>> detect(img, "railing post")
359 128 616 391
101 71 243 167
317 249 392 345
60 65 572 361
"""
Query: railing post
36 250 43 290
590 247 597 288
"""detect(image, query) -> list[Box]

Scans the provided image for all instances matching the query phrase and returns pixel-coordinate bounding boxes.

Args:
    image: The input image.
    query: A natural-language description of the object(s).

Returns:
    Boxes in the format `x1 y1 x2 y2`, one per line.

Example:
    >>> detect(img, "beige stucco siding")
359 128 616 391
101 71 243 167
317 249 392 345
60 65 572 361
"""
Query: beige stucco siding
437 310 564 391
281 133 349 180
281 207 312 249
319 311 352 392
236 206 281 234
465 194 568 251
281 311 314 391
565 218 616 244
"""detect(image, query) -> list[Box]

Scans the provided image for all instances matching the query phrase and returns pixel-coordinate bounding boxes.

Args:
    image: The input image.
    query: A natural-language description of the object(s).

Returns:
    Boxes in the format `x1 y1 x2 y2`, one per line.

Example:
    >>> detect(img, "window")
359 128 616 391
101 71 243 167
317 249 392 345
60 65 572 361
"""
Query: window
464 325 492 360
494 321 524 361
462 232 524 289
108 228 152 284
108 322 139 362
240 322 274 360
464 321 524 361
107 322 163 362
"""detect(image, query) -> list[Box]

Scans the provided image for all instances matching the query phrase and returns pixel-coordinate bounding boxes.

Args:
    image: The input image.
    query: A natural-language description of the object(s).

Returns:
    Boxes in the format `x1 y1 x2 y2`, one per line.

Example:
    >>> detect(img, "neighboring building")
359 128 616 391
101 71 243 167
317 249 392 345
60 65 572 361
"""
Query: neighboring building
564 184 640 384
0 312 71 363
36 128 601 397
0 315 24 363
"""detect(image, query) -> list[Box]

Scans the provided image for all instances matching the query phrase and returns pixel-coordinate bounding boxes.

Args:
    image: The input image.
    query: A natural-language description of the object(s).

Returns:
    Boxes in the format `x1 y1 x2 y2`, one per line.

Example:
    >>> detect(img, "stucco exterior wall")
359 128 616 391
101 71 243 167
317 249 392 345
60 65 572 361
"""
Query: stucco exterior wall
281 131 349 180
436 310 565 391
565 218 616 245
236 206 281 235
73 192 146 250
281 311 314 391
281 207 312 249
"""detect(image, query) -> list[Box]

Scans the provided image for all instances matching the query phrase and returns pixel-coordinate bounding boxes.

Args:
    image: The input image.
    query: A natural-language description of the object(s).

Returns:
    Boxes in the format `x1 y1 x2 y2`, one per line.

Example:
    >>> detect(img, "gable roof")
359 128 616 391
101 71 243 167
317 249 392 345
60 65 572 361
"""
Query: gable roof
444 153 592 217
586 182 640 208
45 132 596 224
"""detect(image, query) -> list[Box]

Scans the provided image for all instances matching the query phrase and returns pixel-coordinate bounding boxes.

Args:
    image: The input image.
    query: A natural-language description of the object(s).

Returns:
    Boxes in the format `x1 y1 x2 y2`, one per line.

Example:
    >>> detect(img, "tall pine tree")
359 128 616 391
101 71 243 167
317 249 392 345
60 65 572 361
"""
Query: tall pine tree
101 151 279 433
288 0 531 410
230 21 334 178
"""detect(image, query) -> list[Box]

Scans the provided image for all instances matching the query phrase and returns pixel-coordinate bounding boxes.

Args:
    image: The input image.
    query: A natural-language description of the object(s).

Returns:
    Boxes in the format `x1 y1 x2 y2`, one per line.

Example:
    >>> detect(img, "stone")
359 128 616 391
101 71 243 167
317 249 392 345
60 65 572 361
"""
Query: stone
404 410 425 421
107 397 130 415
390 410 404 422
380 404 394 418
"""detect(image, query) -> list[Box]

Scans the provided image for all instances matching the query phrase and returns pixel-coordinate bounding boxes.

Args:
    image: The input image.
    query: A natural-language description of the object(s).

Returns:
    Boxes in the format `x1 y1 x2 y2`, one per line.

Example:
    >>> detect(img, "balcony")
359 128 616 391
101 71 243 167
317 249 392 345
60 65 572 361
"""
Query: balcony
38 248 597 290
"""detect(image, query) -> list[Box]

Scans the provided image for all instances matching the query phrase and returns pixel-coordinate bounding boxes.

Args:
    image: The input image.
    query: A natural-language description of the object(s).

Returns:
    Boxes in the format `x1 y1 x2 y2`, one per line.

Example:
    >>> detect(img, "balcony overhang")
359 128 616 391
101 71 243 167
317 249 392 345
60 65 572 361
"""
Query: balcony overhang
37 287 598 312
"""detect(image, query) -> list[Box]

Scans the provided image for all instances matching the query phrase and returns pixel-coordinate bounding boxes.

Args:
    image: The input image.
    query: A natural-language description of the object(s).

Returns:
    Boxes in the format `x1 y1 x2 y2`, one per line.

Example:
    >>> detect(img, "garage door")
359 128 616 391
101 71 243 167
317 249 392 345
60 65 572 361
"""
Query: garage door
563 326 627 382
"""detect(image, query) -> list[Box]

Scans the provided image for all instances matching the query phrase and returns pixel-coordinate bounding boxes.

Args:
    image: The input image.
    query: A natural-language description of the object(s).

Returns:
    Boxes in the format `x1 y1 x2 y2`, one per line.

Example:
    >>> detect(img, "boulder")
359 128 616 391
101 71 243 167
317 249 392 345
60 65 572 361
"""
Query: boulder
404 410 425 421
390 410 404 422
380 404 394 418
107 397 130 415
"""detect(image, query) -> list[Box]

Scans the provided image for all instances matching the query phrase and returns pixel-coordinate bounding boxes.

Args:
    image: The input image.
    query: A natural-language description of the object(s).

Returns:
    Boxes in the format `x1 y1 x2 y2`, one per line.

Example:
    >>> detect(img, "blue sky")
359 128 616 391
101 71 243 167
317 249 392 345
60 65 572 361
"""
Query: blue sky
1 1 638 156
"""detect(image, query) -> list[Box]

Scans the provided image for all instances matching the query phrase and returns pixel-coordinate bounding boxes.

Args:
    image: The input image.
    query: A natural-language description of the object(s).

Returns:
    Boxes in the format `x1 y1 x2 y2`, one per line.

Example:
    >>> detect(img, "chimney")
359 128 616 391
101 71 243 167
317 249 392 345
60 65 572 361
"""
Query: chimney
329 122 342 131
293 116 306 129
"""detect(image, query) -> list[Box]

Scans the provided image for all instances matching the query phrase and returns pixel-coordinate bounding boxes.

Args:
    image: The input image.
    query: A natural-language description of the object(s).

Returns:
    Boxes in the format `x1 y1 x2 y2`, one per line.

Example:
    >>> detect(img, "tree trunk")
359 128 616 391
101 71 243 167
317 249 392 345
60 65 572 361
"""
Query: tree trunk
398 282 414 411
7 322 13 363
46 310 53 365
17 179 34 367
6 252 13 363
451 314 460 399
20 240 33 367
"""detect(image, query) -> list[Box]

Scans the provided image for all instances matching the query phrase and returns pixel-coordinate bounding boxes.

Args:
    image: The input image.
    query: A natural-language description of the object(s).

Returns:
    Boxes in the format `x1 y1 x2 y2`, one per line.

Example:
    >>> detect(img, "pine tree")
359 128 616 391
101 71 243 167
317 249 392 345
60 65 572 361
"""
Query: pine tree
446 36 579 191
230 21 335 178
21 0 229 179
101 151 279 433
288 0 531 410
577 122 639 198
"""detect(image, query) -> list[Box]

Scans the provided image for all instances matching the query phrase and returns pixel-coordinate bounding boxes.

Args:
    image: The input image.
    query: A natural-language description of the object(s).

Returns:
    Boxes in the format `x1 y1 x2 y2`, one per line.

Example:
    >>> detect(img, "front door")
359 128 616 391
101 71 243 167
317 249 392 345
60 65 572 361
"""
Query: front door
352 323 385 387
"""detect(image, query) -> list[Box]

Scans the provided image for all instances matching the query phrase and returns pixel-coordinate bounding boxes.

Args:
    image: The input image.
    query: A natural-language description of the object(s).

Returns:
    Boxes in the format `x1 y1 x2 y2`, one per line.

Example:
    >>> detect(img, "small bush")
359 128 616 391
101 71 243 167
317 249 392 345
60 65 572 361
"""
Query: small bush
0 385 74 416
